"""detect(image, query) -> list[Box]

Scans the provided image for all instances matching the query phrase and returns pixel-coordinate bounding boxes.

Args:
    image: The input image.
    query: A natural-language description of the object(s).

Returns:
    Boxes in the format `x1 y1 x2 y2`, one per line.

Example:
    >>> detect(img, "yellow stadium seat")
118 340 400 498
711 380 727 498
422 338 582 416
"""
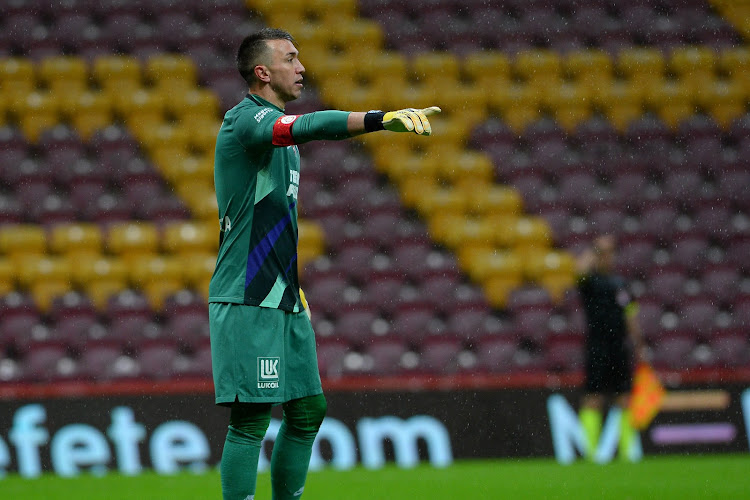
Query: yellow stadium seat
524 250 576 288
177 251 216 290
378 149 440 182
545 82 594 131
514 216 552 253
106 222 160 262
514 49 562 85
16 255 72 288
49 223 103 258
462 185 522 217
165 88 220 120
411 51 461 84
18 92 59 142
114 88 165 122
427 212 466 247
334 19 384 52
129 255 185 310
483 214 520 249
309 0 357 20
0 59 36 105
441 216 496 249
66 91 113 139
174 179 217 217
488 84 543 131
463 248 523 283
0 224 47 259
30 281 73 312
38 56 88 95
617 48 666 84
646 80 696 128
85 280 127 311
359 51 408 85
436 151 494 186
144 54 197 91
701 79 747 128
415 186 467 219
719 47 750 82
398 175 440 209
184 188 219 222
129 254 184 288
483 275 524 309
0 258 15 294
298 220 326 256
162 221 218 255
463 51 512 87
338 82 389 112
92 55 141 92
74 257 129 310
138 122 191 155
540 273 576 304
161 153 214 186
72 256 128 288
564 50 614 88
670 46 717 82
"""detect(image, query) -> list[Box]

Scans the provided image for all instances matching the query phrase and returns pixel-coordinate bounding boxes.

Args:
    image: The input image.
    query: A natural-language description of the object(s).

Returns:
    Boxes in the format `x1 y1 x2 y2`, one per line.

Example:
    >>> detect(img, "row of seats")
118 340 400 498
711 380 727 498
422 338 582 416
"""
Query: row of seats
0 0 255 61
359 0 740 55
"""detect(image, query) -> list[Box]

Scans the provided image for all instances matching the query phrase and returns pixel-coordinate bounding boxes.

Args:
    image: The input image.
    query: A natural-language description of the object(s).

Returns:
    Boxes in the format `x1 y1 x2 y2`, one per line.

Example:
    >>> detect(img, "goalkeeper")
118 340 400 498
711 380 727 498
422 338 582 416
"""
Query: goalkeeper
209 27 440 500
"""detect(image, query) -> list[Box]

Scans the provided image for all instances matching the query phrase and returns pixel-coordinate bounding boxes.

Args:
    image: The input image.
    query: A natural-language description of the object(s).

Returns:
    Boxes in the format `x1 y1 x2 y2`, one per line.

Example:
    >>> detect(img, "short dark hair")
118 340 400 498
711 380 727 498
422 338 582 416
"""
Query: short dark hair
237 28 296 85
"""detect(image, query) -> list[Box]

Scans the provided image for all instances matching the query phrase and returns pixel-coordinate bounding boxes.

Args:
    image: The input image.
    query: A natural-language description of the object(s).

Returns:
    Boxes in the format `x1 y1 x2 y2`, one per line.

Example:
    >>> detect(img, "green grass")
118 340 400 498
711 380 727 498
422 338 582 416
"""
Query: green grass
3 454 749 499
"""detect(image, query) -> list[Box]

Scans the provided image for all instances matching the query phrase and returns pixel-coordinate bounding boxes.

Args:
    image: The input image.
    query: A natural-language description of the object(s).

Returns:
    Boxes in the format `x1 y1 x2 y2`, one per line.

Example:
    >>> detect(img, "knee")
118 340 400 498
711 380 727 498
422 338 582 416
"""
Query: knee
229 403 273 442
283 394 327 435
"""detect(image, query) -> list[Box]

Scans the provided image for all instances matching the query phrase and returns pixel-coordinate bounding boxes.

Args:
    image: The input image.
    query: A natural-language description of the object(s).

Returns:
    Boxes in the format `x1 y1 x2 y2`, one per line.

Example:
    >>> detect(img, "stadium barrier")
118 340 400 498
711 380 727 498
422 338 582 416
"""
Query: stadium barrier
1 385 749 478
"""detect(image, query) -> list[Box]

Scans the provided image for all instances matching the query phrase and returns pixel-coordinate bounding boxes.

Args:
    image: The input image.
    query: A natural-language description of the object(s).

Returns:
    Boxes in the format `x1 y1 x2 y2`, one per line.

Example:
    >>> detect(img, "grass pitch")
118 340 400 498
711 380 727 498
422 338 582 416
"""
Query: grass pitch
3 454 749 499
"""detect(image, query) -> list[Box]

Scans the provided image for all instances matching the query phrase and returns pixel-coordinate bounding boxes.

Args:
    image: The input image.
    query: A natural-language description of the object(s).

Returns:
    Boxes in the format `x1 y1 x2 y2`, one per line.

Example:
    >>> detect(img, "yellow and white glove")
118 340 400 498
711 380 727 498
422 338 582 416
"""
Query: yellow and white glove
299 287 311 321
364 106 441 135
383 106 441 135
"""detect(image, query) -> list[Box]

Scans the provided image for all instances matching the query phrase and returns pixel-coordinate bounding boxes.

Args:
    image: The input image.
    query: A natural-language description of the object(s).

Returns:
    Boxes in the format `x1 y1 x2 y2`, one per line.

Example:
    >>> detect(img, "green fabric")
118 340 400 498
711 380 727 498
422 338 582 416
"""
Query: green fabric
619 408 636 461
271 394 328 500
580 407 602 460
291 110 351 143
210 96 352 311
220 404 272 500
209 304 323 405
220 428 263 500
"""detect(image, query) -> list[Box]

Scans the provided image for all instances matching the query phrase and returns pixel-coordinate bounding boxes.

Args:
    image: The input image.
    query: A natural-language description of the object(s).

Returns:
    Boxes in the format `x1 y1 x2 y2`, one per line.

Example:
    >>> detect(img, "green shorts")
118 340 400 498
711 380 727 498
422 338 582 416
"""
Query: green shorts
208 303 323 405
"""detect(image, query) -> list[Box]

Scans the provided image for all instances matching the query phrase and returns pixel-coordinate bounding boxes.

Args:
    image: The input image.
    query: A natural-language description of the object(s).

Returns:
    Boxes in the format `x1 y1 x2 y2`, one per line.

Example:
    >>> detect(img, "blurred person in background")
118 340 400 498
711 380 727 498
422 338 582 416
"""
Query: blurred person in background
209 27 440 499
576 234 645 462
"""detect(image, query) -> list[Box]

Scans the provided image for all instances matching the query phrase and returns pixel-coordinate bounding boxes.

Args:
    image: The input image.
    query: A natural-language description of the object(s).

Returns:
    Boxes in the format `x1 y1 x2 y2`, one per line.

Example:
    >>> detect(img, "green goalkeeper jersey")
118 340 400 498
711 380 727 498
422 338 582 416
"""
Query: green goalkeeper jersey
209 94 351 311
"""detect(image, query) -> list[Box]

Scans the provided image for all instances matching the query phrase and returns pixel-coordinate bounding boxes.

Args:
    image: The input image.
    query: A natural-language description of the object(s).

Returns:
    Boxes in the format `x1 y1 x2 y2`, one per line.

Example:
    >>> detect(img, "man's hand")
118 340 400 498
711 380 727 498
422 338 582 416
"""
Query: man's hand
382 106 441 135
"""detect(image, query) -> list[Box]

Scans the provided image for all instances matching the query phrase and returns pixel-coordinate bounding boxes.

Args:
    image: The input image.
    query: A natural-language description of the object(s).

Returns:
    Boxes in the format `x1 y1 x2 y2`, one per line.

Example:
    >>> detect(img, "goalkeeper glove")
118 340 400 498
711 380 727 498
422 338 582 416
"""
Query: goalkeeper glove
365 106 441 135
299 288 311 321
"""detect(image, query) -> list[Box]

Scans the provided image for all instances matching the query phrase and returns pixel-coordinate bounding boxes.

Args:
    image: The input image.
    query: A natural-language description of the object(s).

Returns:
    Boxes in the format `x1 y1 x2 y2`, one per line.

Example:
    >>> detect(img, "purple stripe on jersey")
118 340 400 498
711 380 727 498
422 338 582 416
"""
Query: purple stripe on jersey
245 202 296 288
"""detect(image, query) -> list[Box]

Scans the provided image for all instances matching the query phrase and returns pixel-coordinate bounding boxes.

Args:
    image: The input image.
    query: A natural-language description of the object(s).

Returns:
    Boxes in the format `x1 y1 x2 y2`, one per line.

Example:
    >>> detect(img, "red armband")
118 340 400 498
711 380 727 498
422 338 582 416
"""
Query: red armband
272 114 299 146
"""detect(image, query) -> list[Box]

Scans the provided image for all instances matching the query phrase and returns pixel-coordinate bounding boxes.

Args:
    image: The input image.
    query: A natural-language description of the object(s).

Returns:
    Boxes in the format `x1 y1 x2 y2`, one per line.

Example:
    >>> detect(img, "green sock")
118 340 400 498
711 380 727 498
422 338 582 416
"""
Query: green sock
270 421 316 500
221 426 263 500
619 409 636 461
580 408 602 460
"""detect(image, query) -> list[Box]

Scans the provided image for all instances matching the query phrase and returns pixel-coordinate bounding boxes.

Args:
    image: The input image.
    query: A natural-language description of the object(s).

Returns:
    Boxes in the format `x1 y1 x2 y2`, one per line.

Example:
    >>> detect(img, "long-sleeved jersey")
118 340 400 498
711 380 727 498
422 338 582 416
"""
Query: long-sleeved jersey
209 93 351 311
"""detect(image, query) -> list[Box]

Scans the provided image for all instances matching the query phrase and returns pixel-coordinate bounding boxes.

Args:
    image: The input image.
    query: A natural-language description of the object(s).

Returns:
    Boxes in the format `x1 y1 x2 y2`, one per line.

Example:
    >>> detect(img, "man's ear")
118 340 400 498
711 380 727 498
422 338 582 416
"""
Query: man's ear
254 65 270 83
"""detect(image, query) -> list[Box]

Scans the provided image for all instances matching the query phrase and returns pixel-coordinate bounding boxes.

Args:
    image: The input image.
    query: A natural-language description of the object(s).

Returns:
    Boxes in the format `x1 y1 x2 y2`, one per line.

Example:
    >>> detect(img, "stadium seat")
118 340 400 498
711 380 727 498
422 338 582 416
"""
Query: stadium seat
137 340 181 380
474 335 521 374
650 332 698 370
362 336 412 376
543 333 584 373
316 338 350 379
19 340 72 383
418 336 465 375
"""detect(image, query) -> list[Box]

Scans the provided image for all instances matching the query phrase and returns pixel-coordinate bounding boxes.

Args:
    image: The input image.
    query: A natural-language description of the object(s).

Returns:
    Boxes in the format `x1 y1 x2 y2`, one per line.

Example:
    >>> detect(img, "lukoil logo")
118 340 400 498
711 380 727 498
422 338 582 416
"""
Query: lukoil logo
258 357 279 389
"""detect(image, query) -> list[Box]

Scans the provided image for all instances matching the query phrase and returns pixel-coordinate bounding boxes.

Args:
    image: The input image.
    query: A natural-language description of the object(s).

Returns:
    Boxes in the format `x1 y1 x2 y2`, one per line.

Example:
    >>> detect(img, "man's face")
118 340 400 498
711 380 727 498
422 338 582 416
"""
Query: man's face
263 39 305 103
594 235 616 272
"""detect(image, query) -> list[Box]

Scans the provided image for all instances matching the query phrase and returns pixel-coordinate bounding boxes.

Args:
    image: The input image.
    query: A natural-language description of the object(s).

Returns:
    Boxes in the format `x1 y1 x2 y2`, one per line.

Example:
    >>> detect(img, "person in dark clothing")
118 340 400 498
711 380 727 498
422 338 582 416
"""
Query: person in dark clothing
576 235 644 462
